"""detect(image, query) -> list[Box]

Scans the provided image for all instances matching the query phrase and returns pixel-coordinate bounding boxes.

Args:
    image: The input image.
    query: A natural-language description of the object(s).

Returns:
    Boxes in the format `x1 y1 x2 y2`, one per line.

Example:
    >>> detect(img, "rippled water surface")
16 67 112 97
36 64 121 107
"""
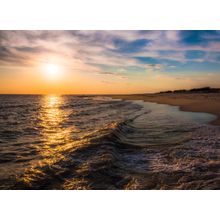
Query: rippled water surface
0 95 219 189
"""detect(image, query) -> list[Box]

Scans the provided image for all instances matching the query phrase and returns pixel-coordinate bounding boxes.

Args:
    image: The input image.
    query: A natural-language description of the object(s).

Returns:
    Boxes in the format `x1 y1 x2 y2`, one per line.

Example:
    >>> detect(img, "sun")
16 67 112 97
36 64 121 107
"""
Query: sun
45 63 60 80
47 64 58 74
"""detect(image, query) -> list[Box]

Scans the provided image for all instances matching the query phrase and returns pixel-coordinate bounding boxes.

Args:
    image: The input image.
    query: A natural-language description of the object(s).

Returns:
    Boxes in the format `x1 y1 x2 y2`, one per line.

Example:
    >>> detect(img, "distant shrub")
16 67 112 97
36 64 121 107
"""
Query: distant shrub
158 87 220 94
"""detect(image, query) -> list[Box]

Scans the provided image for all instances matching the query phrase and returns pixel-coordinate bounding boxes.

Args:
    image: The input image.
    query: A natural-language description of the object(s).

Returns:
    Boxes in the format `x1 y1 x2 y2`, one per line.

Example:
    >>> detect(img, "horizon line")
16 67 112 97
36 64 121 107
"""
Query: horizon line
0 86 219 96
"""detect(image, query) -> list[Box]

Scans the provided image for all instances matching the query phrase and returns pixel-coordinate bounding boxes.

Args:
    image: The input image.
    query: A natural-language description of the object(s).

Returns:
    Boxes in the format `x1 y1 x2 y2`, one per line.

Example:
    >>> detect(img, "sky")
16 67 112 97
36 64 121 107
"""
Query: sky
1 30 220 94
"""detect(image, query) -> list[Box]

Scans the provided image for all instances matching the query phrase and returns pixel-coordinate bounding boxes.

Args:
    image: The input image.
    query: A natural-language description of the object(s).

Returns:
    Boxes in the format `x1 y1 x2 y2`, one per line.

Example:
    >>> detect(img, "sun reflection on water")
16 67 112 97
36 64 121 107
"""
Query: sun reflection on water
17 95 103 188
20 95 75 186
38 95 73 156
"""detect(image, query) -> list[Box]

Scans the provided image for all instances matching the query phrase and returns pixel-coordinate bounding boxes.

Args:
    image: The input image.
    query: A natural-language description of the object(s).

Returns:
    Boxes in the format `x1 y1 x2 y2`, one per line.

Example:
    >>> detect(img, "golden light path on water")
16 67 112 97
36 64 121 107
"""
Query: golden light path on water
40 95 71 152
20 95 104 188
21 95 77 186
18 95 123 188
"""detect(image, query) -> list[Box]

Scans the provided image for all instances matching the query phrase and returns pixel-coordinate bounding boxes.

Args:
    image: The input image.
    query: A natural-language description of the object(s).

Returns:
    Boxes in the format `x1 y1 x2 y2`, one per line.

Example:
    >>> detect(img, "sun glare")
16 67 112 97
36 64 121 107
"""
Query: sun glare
45 63 60 80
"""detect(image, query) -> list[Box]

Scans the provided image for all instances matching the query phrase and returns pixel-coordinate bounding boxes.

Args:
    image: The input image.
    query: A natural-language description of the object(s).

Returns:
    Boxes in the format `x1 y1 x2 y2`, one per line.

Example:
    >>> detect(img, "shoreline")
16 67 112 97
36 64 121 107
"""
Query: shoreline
109 93 220 125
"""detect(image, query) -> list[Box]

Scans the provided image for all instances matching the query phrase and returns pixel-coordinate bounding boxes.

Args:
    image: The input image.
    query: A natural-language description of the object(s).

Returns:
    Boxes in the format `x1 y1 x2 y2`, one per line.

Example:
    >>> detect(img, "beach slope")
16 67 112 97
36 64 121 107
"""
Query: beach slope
110 93 220 125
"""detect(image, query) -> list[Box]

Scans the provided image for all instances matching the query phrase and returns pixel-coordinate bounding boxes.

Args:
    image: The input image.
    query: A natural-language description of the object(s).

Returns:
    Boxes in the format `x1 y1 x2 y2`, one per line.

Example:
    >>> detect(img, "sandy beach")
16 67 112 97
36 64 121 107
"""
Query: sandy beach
110 92 220 125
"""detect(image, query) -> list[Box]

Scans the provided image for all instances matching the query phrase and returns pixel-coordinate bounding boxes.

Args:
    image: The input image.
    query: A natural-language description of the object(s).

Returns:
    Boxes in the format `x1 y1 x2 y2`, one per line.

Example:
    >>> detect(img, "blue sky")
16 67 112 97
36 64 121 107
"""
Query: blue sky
1 30 220 93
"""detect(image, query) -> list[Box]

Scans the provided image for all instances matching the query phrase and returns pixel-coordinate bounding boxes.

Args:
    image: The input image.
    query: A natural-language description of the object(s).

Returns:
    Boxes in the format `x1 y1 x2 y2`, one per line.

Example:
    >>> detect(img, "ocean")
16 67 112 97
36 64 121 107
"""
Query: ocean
0 95 219 189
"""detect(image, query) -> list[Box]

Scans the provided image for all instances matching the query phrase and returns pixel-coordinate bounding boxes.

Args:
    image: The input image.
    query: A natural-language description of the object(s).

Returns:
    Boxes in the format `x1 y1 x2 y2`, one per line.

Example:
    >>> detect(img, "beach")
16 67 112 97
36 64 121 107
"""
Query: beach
110 92 220 125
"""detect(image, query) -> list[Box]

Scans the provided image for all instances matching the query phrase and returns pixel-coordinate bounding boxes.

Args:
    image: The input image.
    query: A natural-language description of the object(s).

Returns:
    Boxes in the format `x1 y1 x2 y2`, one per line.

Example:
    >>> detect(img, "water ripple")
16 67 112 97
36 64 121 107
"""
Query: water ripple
0 95 219 189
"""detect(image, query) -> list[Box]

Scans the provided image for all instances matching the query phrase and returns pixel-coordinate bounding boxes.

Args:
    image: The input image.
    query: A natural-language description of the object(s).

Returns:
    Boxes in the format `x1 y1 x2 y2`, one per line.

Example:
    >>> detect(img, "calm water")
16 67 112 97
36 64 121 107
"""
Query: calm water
0 95 219 189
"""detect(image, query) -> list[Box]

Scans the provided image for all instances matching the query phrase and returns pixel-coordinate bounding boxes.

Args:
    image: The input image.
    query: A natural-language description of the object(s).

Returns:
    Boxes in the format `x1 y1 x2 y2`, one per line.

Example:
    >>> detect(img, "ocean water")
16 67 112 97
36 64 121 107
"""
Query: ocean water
0 95 219 189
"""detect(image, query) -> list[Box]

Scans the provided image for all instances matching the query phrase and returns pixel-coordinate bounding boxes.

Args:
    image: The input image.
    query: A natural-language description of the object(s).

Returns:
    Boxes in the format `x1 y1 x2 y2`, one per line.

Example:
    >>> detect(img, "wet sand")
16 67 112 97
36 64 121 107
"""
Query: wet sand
110 93 220 125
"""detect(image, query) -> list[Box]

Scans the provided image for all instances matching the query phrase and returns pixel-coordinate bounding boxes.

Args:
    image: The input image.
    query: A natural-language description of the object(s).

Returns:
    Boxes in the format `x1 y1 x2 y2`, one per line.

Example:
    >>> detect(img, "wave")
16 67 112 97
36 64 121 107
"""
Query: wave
1 96 220 190
11 110 220 190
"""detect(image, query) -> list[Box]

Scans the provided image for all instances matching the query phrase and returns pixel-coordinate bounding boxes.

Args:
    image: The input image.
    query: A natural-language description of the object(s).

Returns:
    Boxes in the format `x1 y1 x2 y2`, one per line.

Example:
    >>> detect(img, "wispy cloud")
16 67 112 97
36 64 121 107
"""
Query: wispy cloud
1 30 220 90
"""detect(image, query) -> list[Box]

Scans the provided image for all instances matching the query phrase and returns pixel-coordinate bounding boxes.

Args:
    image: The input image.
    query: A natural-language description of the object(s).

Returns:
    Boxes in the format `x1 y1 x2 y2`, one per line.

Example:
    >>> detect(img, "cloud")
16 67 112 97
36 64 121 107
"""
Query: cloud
97 71 128 79
0 46 30 65
1 30 220 78
112 38 151 53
